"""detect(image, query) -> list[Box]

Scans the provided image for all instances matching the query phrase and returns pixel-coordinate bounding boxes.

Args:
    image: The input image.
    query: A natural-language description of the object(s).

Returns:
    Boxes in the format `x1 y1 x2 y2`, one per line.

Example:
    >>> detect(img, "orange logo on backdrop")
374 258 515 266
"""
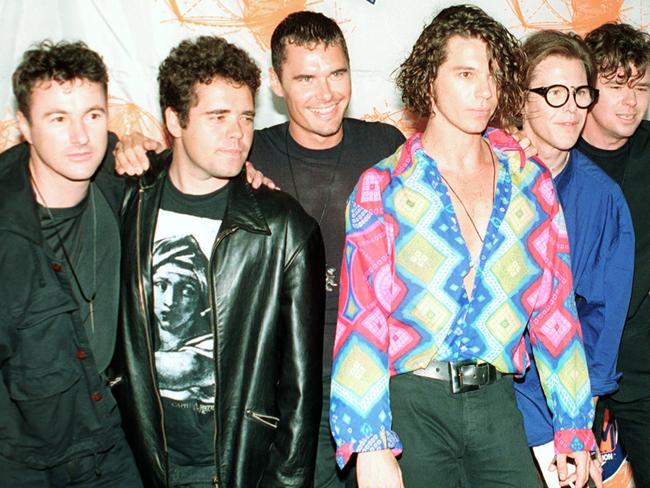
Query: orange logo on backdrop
164 0 326 50
507 0 625 36
362 105 425 138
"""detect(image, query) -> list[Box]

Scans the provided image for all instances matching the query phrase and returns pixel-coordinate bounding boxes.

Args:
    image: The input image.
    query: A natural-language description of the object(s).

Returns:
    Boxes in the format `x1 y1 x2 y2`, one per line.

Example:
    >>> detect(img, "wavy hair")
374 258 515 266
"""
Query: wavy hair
12 40 107 121
396 4 525 128
158 36 260 128
585 23 650 84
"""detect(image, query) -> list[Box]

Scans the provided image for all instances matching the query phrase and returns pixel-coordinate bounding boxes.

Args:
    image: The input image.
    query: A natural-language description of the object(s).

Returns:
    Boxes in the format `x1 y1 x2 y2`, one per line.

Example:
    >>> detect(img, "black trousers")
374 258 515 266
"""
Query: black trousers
390 373 541 488
0 434 142 488
314 375 356 488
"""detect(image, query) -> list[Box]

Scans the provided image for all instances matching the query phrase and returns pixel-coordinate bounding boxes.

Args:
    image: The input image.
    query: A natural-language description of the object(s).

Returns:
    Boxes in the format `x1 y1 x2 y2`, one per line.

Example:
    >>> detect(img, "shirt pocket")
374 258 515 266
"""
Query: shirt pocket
15 288 79 369
8 365 82 446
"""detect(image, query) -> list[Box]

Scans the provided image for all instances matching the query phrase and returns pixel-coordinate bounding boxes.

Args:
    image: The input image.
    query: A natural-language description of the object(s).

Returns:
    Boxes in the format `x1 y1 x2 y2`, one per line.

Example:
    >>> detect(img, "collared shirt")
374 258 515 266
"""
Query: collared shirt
329 129 596 468
513 148 634 446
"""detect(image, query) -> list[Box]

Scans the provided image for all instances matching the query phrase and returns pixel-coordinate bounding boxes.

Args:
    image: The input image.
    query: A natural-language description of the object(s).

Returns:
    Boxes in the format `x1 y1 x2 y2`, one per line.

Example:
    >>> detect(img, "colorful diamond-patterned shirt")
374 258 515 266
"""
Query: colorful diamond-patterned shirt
329 129 596 468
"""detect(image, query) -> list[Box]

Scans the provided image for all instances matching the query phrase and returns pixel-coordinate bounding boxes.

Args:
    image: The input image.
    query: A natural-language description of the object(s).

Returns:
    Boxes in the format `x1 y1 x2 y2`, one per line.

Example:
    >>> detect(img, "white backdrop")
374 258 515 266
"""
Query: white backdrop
1 0 649 152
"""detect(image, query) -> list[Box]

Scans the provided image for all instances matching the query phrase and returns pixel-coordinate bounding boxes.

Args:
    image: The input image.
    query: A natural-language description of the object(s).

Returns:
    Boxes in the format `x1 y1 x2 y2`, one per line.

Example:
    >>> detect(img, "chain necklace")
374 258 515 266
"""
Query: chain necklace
31 177 98 332
438 141 496 245
285 125 344 291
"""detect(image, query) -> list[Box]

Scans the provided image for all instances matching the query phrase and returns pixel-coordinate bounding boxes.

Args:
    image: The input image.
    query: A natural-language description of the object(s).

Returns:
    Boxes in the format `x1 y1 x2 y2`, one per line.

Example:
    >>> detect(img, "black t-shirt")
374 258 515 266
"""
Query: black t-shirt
249 118 405 374
153 176 229 467
576 122 650 401
40 183 120 373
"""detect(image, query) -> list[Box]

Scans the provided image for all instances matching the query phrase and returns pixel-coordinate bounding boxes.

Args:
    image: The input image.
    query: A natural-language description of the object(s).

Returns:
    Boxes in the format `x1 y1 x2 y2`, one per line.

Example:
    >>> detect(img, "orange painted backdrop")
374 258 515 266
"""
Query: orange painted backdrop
0 0 648 152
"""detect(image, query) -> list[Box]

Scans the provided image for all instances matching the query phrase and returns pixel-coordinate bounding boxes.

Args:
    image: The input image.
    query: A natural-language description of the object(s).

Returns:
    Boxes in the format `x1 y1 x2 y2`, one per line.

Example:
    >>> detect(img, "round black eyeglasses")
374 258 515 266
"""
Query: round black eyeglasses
528 84 599 109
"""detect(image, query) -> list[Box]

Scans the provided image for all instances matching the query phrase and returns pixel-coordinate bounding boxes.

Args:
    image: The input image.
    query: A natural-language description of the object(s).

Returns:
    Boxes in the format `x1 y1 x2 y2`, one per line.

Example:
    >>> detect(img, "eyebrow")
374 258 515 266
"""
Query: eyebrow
42 105 106 118
205 109 256 117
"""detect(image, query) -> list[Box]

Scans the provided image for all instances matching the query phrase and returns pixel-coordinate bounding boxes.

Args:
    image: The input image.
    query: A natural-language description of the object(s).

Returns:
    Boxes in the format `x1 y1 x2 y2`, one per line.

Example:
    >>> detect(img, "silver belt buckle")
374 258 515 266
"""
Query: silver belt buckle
449 359 480 394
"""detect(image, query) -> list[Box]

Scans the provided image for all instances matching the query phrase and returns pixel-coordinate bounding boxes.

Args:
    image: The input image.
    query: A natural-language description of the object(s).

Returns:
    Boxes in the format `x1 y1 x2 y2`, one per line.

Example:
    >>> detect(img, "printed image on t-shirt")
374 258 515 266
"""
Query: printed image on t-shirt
153 209 222 409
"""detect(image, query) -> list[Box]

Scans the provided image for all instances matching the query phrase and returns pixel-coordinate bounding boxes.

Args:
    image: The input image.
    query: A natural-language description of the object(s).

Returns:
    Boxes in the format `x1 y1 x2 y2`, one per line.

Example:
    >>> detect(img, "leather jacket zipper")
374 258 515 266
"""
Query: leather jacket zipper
136 187 168 452
207 227 238 486
245 409 280 429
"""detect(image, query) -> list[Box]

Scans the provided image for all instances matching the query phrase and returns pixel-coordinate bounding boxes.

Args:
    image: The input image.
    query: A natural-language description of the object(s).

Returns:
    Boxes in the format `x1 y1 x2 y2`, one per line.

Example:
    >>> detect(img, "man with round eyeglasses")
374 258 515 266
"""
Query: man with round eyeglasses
503 29 634 488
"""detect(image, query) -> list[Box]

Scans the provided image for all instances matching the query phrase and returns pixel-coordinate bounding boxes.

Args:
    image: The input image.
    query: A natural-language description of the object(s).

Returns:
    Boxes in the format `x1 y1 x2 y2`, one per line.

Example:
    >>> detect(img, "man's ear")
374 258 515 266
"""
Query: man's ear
164 107 183 139
269 67 285 98
16 111 33 144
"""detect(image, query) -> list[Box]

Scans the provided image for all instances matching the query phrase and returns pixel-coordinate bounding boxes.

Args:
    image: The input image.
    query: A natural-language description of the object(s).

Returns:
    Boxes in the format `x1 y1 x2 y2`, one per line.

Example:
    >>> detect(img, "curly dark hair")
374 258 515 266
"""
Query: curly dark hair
12 40 108 121
585 23 650 84
158 36 261 128
396 4 525 128
271 11 349 79
523 30 596 87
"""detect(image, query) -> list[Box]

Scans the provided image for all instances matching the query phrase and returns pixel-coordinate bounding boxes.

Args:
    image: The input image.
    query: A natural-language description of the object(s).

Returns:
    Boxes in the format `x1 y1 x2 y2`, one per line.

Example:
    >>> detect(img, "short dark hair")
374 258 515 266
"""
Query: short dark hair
396 4 525 128
158 36 261 128
585 23 650 83
12 40 108 120
523 30 596 87
271 11 349 79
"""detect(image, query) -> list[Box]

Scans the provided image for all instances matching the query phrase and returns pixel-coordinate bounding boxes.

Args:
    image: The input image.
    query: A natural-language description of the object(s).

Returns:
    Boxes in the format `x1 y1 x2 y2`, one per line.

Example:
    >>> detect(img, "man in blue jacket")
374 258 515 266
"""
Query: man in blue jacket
511 29 634 488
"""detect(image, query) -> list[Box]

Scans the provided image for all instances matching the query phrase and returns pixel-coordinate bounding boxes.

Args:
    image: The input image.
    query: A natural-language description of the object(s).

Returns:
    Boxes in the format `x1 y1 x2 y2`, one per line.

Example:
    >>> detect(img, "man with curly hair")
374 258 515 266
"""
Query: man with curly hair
329 5 596 487
114 11 405 487
0 41 141 487
575 23 650 487
113 36 326 487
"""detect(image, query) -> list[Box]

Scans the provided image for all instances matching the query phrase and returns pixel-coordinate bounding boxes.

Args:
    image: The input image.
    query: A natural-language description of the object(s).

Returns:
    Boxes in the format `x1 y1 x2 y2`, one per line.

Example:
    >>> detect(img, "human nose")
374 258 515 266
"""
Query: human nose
227 119 244 139
477 74 495 100
69 118 89 145
563 91 579 112
162 287 174 307
621 86 638 107
316 77 334 102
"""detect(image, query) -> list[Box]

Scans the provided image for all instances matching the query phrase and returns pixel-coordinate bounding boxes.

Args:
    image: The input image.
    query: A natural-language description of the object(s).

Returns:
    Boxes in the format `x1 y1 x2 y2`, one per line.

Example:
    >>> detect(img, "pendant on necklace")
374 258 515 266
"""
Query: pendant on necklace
325 265 339 292
89 300 95 333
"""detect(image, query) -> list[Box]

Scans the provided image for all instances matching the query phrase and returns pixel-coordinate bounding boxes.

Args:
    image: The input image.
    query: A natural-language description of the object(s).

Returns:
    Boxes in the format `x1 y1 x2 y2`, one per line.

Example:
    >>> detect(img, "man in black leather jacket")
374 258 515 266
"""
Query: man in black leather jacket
113 36 325 487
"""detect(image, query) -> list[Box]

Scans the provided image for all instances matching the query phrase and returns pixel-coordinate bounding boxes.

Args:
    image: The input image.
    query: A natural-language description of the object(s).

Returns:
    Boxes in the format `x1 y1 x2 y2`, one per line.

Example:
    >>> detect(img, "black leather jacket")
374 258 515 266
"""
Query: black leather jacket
0 139 125 469
114 165 325 487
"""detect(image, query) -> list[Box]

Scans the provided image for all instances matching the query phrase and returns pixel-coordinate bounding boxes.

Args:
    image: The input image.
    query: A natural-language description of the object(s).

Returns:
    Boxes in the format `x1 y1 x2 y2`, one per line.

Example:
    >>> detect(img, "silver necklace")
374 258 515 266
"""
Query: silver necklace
31 177 98 332
438 142 496 245
285 126 344 292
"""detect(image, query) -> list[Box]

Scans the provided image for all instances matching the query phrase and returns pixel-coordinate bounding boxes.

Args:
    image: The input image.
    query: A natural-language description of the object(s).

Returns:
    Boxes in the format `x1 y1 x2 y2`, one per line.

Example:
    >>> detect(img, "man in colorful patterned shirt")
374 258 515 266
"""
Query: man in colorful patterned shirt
329 5 596 488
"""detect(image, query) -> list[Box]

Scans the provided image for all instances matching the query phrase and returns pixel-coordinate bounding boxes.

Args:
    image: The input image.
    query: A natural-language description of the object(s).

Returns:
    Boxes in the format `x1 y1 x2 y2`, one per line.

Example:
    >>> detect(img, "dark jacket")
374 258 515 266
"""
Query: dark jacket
0 137 125 469
114 163 325 487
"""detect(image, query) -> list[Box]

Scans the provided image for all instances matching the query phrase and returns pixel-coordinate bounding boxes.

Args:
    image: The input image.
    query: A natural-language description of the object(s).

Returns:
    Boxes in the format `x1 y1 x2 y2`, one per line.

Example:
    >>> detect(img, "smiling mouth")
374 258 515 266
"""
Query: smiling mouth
310 105 338 117
617 113 637 121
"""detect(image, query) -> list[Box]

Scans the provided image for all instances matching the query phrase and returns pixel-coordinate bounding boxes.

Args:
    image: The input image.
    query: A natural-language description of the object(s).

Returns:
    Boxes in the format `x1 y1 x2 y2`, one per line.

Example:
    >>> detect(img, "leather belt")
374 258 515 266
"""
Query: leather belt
412 359 503 394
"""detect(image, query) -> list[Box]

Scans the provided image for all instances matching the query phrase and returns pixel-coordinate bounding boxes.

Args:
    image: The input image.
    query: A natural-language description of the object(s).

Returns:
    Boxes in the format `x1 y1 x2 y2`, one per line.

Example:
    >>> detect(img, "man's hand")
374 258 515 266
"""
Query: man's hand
114 132 164 176
505 125 537 159
588 450 604 488
245 161 278 190
552 450 591 488
356 449 404 488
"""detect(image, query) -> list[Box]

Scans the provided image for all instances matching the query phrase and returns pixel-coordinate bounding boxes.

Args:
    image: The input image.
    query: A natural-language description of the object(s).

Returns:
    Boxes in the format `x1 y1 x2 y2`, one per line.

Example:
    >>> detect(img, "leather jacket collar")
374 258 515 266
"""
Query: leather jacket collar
137 153 271 237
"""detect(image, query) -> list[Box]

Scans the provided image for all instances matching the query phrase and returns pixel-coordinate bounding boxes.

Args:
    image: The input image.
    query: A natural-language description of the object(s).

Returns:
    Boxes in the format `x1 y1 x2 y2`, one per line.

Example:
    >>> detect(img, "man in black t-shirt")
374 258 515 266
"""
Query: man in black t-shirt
115 12 405 487
576 23 650 487
0 41 141 487
115 36 325 487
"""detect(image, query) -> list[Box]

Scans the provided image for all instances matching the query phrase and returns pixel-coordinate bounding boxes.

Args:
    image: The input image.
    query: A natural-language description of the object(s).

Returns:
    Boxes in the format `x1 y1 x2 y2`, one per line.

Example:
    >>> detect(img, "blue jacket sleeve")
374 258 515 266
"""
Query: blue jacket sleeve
576 189 634 396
